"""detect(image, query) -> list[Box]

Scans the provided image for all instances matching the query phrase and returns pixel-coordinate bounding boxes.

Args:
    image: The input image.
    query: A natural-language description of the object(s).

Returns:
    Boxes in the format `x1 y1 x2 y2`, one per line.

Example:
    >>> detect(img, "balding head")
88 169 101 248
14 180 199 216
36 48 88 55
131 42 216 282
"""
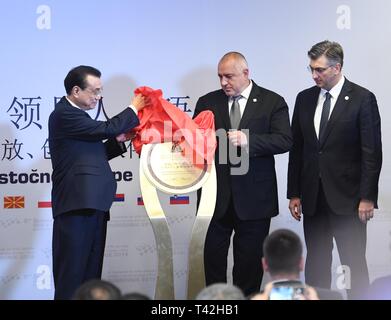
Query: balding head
218 52 250 97
219 52 248 71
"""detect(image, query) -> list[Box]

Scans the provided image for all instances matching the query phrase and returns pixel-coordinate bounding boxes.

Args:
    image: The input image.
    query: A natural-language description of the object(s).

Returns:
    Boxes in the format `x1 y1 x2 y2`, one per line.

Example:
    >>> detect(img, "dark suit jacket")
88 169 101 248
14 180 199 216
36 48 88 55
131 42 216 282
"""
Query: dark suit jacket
48 97 139 218
364 275 391 300
287 78 382 216
194 81 292 220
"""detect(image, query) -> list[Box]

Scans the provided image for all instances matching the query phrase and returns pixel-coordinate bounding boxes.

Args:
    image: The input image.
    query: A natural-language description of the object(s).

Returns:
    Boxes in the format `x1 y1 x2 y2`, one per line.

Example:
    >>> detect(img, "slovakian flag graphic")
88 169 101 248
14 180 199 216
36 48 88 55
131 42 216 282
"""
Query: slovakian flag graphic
169 195 190 205
114 194 125 202
38 201 52 208
4 196 25 209
137 197 144 206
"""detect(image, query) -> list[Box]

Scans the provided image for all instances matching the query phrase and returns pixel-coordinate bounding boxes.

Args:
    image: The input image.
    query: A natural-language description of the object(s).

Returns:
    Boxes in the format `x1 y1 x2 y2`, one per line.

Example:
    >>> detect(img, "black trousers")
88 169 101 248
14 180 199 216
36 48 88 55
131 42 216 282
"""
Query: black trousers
52 209 109 300
303 182 369 300
204 198 271 296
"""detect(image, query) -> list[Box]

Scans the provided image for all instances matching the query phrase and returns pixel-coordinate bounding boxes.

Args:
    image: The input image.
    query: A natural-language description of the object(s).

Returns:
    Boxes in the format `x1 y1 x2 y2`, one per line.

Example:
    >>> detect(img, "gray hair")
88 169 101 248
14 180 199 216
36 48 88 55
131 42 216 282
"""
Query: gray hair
308 40 344 68
195 283 246 300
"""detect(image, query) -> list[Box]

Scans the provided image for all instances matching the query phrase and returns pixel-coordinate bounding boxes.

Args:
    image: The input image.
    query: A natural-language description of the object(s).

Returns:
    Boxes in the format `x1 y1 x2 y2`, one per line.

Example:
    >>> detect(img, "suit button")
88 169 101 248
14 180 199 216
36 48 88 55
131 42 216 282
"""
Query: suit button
319 151 322 154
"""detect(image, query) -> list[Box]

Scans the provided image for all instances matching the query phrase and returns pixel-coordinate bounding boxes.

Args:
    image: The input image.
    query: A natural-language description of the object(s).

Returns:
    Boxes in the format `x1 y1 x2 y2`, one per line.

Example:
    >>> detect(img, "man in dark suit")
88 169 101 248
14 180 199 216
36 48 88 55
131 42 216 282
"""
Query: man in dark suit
364 275 391 300
287 41 382 299
251 229 343 300
193 52 292 296
49 65 146 299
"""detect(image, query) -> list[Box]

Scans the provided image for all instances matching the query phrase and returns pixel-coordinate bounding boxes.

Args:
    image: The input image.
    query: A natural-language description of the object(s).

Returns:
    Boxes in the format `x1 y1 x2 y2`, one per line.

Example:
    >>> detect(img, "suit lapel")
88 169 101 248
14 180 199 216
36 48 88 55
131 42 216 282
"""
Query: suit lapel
239 83 262 129
215 91 230 130
319 79 353 148
306 87 320 144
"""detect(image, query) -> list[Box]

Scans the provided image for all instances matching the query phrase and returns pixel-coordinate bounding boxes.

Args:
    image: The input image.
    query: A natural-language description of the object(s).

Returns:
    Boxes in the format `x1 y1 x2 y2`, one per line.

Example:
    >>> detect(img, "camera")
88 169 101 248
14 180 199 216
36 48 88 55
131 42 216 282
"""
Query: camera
269 283 306 300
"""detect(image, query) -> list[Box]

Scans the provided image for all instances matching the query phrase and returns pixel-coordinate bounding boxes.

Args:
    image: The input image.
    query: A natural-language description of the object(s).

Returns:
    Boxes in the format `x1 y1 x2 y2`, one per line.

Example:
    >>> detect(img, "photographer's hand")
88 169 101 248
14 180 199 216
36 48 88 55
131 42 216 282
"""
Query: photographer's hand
250 282 273 300
304 286 320 300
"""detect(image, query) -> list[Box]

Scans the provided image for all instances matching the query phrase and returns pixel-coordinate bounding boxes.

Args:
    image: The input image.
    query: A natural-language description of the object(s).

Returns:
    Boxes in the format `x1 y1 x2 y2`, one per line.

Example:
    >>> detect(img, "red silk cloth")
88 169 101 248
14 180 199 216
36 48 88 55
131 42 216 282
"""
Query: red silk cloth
128 86 216 168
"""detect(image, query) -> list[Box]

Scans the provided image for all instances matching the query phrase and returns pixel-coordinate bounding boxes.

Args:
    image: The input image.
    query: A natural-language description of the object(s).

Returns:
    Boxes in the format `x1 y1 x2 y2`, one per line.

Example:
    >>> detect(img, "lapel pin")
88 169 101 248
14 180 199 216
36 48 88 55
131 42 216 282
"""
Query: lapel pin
253 98 257 102
345 96 349 100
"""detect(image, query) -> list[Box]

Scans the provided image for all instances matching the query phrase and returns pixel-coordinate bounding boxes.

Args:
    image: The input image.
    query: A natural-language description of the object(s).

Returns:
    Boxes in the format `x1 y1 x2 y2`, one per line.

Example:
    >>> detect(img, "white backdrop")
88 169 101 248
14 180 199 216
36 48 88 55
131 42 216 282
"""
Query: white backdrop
0 0 390 299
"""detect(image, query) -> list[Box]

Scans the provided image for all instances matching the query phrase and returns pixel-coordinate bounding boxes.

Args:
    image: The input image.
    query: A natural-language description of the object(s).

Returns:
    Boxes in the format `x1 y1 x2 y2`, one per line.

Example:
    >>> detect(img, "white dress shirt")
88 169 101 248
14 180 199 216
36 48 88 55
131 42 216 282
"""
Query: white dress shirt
228 80 253 117
314 76 345 138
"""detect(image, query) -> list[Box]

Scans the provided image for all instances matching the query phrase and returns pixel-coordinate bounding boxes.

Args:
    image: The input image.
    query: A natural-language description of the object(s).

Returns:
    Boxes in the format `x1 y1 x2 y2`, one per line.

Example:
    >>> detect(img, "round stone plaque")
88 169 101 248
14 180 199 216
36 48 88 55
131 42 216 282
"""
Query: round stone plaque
141 142 210 194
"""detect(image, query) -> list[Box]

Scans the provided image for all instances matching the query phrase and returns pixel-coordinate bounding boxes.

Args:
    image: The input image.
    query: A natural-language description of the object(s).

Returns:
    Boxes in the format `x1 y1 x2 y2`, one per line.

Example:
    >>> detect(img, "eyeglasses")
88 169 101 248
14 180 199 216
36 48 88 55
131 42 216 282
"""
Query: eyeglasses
307 65 335 74
83 87 103 98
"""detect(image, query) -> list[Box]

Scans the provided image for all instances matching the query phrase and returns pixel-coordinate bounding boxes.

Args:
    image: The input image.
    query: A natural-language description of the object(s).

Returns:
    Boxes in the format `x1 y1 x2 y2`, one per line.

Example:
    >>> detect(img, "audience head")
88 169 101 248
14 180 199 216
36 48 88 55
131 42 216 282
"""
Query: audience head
196 283 245 300
121 292 151 300
262 229 304 279
72 279 121 300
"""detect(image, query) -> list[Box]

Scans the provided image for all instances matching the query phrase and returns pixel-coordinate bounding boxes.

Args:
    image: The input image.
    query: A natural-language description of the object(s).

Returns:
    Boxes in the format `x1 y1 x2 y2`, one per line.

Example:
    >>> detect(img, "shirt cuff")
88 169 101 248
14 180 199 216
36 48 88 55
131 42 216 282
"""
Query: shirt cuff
129 105 138 114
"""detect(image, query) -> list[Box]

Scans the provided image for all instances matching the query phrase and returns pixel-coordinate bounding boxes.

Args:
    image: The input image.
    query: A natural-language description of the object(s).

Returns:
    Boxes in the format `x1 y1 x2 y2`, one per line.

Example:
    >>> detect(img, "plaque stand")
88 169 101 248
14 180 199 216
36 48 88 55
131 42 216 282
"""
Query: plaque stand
139 142 216 300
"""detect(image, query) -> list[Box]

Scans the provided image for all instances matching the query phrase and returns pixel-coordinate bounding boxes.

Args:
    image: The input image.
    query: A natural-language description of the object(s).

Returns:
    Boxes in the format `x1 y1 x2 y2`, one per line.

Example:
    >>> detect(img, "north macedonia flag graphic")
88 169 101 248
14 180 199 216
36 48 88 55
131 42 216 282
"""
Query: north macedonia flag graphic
3 196 25 209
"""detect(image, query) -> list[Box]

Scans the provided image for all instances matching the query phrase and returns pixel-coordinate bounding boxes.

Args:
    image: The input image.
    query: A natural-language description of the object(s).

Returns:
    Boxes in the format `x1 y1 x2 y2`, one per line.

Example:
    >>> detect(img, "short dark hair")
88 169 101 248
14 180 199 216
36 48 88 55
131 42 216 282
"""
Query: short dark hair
64 65 101 95
308 40 344 68
263 229 302 277
72 279 121 300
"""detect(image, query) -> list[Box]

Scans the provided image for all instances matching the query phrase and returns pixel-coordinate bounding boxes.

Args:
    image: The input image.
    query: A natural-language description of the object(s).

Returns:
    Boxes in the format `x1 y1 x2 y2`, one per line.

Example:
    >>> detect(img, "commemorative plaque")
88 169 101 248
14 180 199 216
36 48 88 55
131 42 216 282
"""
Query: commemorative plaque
140 142 216 299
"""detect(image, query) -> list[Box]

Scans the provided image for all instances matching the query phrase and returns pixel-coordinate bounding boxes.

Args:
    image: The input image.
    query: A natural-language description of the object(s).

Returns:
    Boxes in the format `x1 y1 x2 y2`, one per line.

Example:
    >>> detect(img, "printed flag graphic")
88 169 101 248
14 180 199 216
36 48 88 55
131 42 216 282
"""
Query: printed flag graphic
38 201 52 208
114 194 125 202
4 196 25 209
169 195 190 205
137 197 144 206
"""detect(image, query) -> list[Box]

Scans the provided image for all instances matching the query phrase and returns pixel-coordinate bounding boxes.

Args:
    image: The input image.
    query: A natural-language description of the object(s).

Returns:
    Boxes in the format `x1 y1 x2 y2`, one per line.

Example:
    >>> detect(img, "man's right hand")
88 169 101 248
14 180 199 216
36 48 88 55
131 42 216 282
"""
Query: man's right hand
289 198 302 221
131 94 147 111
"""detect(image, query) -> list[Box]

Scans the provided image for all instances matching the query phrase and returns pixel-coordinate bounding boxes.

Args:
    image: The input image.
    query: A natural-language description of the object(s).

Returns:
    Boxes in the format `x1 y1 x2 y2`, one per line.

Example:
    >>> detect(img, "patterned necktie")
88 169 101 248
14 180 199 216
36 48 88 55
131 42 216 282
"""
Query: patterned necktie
230 95 241 129
319 92 331 142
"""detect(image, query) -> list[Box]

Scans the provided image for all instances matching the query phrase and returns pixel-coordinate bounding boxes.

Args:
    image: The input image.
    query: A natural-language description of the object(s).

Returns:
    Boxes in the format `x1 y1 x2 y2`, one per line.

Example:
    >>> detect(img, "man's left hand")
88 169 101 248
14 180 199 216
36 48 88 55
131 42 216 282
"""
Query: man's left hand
358 199 375 223
228 130 248 147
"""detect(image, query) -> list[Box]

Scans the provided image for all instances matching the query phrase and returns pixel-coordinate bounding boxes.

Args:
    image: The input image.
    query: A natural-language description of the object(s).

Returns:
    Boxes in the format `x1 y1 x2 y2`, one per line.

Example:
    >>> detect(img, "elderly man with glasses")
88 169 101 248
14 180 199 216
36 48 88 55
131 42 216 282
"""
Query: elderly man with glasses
48 65 146 300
